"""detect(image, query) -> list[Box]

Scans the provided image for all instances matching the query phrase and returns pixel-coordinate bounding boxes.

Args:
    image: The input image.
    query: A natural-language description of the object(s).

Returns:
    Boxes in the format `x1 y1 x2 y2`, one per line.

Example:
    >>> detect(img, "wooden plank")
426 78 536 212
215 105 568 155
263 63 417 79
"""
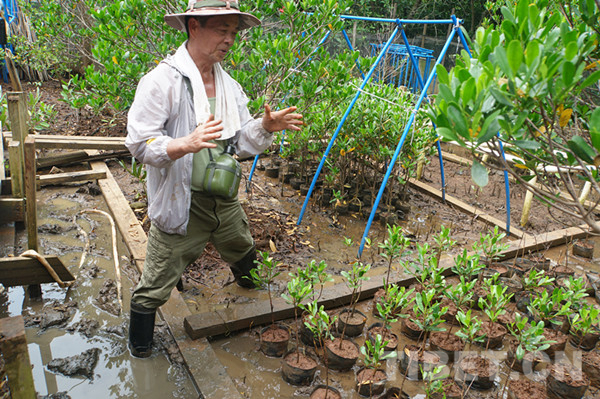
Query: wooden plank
89 161 243 399
38 170 106 187
8 141 23 198
184 224 587 339
37 150 130 169
23 136 37 251
0 256 74 287
3 133 126 150
408 177 528 239
0 198 25 223
0 315 36 399
4 51 23 91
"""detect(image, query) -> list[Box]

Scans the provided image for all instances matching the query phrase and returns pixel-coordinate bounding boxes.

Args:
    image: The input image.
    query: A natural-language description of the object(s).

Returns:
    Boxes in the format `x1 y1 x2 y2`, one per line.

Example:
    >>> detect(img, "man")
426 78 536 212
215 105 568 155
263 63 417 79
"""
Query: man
125 0 303 358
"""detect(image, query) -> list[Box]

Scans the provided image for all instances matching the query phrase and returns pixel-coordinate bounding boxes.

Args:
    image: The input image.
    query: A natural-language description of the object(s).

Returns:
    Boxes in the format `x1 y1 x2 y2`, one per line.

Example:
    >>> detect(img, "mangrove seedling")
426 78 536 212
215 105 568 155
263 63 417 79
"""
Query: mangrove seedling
247 251 281 327
339 260 371 341
527 287 571 329
455 309 485 352
299 259 333 302
562 275 589 310
421 365 446 399
379 224 411 289
444 276 477 335
478 281 512 349
472 226 509 264
359 334 397 398
412 288 448 353
304 301 337 395
452 249 484 281
570 304 600 349
281 271 312 358
432 225 456 263
375 284 414 343
502 314 552 398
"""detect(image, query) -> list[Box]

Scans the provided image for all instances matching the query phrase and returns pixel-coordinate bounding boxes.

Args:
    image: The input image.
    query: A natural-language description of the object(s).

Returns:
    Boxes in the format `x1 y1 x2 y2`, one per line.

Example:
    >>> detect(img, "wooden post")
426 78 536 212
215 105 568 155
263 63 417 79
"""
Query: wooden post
23 136 37 252
7 92 28 200
7 141 23 198
0 315 37 399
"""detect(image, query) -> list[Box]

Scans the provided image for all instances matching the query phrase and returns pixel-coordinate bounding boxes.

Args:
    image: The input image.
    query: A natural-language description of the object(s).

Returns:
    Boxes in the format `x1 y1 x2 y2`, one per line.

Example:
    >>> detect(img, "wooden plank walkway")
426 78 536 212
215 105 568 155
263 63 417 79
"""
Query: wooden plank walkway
90 161 243 399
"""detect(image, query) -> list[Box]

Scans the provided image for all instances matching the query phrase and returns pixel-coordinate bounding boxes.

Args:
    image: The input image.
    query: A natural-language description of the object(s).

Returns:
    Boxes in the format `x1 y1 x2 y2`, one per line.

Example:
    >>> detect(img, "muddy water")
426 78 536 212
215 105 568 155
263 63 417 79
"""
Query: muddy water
0 186 196 398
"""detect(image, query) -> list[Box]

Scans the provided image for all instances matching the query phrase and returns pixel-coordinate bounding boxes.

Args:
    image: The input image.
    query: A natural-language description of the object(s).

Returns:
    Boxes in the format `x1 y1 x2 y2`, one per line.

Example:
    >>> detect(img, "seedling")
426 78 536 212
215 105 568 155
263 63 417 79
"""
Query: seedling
379 224 411 289
299 259 333 302
339 260 371 341
247 251 281 327
304 301 337 393
562 275 589 310
281 271 312 359
478 280 512 349
421 365 446 399
412 288 448 353
522 268 555 292
432 225 456 262
375 284 414 342
570 304 600 349
444 276 476 336
452 249 484 280
359 334 397 399
456 309 485 352
472 226 509 264
527 287 571 329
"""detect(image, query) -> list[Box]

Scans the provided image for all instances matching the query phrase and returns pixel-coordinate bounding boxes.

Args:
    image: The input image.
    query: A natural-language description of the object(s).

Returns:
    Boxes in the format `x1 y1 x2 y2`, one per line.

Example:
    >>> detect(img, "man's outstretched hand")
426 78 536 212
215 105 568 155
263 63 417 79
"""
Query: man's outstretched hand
262 104 303 133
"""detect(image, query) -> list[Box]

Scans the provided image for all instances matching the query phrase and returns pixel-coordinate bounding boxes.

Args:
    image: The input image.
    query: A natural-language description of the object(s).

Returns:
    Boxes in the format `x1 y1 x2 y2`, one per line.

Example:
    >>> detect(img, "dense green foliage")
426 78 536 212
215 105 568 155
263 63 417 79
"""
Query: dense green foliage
429 0 600 232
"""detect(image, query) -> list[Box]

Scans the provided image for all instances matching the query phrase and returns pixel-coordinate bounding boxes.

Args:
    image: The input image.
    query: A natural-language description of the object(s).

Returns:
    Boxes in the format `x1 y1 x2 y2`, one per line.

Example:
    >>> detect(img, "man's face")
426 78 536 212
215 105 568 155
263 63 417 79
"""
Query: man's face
191 15 240 64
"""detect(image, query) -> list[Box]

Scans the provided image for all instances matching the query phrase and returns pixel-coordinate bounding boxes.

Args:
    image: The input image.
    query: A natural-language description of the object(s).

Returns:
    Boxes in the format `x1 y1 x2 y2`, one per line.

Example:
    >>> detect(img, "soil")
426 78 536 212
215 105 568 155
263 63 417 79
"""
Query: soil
284 351 318 370
338 309 366 326
477 321 508 349
310 386 342 399
356 368 386 385
508 379 548 399
458 354 497 378
497 302 518 326
547 363 589 386
583 350 600 387
325 337 359 360
438 378 463 398
261 324 289 343
543 328 569 356
429 330 465 351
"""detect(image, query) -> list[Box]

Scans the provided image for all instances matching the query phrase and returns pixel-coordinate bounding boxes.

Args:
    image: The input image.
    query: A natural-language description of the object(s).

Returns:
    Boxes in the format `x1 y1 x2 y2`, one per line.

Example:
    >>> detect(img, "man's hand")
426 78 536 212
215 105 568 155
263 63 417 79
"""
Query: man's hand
262 104 303 133
167 115 223 160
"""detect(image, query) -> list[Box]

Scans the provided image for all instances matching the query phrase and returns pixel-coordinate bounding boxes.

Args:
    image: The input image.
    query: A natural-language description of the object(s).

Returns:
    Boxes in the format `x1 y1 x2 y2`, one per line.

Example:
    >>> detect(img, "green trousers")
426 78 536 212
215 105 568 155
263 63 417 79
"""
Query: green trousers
132 191 254 309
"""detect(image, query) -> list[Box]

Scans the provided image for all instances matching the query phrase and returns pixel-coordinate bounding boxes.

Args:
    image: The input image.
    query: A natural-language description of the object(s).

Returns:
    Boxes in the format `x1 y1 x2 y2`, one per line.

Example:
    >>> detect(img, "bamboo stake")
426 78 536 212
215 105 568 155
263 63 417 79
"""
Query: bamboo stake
520 175 537 227
578 181 592 204
81 209 123 314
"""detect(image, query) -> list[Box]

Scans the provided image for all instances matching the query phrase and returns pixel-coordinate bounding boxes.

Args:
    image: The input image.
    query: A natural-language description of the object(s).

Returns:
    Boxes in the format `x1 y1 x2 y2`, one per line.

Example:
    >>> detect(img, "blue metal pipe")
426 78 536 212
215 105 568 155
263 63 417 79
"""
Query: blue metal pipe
339 15 456 24
399 24 425 91
297 25 402 225
358 26 459 256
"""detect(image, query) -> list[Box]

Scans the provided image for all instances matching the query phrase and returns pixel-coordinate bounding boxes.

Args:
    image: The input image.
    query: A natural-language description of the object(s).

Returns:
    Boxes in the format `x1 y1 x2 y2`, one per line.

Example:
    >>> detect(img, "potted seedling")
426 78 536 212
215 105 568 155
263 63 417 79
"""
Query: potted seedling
477 280 511 349
430 278 473 362
527 286 571 334
281 272 317 386
421 365 462 399
299 260 333 346
247 251 289 357
369 284 414 351
547 362 590 399
505 314 552 376
399 288 444 381
472 226 509 269
337 260 371 338
432 225 456 264
304 302 341 399
516 268 554 312
569 304 600 351
378 224 411 290
455 309 495 392
451 249 484 282
357 334 397 397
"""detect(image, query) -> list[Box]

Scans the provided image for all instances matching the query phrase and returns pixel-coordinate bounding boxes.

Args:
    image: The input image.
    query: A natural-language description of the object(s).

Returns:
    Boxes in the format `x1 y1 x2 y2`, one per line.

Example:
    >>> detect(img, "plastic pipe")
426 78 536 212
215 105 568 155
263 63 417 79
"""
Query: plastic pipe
297 25 401 225
358 26 459 256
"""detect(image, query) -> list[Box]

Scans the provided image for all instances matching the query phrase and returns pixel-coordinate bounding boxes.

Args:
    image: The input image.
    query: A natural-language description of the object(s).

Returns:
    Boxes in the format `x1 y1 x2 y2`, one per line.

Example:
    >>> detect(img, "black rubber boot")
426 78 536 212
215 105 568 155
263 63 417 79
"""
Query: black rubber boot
176 278 184 292
128 301 156 358
230 247 257 288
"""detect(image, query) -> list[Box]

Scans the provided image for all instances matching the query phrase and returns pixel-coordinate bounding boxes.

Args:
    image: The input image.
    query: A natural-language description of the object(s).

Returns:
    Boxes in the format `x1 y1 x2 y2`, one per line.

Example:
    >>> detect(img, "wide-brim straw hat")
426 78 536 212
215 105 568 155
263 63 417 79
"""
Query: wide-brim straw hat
165 0 261 32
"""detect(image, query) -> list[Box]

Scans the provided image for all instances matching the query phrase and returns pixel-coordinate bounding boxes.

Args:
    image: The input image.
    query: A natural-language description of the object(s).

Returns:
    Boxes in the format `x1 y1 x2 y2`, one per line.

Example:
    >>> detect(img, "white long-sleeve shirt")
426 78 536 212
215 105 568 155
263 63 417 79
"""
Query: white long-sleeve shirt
126 44 273 235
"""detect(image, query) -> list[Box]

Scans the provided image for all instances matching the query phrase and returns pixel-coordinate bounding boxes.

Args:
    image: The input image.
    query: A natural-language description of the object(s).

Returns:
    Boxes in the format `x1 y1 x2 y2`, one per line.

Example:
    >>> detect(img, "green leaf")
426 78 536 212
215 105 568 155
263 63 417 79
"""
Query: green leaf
590 107 600 146
562 61 575 86
568 136 596 164
525 41 540 68
477 110 502 145
461 78 476 105
492 46 513 78
513 140 541 150
565 41 578 61
447 104 470 139
436 64 449 85
581 70 600 90
437 127 462 144
507 40 523 75
472 160 489 187
489 87 513 108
